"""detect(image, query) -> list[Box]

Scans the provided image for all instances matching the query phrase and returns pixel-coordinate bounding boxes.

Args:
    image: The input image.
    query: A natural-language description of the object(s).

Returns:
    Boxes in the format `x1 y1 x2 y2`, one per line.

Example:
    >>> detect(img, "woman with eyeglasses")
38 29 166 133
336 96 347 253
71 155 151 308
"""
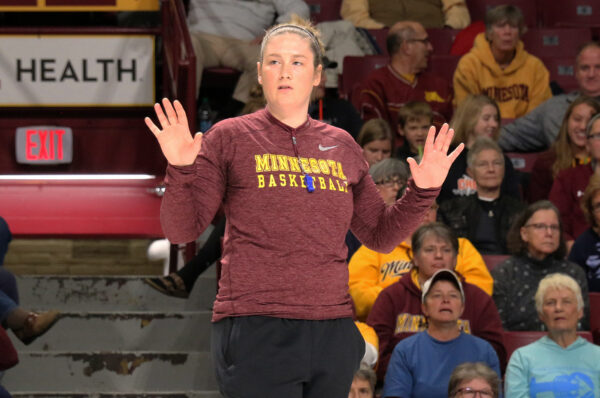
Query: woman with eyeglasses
568 174 600 292
505 273 600 398
550 113 600 249
448 362 500 398
491 200 590 331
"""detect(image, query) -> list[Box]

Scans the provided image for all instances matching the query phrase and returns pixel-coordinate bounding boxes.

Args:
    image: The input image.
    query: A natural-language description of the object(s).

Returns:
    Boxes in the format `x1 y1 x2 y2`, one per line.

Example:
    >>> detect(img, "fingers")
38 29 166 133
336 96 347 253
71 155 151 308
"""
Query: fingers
406 156 418 173
441 128 454 155
193 132 203 153
173 100 189 128
145 117 161 137
154 102 170 130
162 98 178 125
432 123 450 152
424 125 436 153
447 142 465 164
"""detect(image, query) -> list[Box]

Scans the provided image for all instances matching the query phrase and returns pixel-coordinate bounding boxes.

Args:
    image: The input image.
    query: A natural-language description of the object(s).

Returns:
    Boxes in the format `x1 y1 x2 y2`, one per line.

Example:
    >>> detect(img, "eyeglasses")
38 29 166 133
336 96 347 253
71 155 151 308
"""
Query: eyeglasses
587 133 600 141
455 387 494 397
409 37 430 45
524 223 560 233
376 177 405 188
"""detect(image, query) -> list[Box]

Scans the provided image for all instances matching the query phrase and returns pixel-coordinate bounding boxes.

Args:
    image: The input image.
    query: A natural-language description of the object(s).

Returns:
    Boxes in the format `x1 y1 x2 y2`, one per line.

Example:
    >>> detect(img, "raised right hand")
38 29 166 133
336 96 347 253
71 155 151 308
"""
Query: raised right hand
145 98 203 166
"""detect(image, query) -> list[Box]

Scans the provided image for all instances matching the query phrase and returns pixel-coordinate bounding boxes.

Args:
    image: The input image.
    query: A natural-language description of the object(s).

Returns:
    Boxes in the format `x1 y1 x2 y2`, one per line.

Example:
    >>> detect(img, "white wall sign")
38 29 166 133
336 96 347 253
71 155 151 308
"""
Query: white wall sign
0 35 155 106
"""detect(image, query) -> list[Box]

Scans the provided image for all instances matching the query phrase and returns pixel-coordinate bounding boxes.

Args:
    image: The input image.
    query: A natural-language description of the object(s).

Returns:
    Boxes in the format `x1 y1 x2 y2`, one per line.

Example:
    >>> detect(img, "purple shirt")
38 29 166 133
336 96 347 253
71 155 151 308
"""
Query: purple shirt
161 109 439 321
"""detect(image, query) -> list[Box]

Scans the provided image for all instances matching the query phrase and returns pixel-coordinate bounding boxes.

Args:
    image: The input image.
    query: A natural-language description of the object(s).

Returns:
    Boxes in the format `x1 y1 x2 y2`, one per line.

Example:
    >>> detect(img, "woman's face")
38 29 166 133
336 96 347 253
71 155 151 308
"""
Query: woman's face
413 233 457 281
488 21 520 53
539 287 582 333
472 104 499 141
362 139 392 166
567 103 596 149
520 209 560 260
258 33 321 115
375 175 405 206
453 378 494 398
586 118 600 161
422 280 464 324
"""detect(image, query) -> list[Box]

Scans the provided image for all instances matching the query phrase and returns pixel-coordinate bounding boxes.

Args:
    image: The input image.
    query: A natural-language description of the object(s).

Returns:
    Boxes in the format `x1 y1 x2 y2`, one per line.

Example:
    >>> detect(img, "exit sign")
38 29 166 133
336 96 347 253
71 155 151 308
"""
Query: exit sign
15 126 73 164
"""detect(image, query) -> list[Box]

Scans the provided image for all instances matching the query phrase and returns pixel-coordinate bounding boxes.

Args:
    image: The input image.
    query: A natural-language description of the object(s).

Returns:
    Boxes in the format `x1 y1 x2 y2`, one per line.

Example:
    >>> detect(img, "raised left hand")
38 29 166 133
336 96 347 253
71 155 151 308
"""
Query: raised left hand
406 123 464 189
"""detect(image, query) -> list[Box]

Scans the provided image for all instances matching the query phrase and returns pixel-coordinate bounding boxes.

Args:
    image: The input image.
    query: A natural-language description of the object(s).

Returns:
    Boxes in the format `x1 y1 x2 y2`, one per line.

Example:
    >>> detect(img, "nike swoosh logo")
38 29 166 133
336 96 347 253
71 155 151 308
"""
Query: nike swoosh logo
319 144 338 151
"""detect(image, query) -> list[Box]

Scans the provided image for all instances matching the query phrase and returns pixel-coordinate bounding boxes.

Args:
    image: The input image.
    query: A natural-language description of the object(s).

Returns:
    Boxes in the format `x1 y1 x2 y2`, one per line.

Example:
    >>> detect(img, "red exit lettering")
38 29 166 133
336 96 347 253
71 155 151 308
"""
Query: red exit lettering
25 129 65 161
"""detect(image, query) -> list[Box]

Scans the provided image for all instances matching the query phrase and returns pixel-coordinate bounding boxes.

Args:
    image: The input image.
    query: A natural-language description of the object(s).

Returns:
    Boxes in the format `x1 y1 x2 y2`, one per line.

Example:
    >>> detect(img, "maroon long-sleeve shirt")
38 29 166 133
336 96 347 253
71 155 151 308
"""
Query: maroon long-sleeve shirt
161 109 439 322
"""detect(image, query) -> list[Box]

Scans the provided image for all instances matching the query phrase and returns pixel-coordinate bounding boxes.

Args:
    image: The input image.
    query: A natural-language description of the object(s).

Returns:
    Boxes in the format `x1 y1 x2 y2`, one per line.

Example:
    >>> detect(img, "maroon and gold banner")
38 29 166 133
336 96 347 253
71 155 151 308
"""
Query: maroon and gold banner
0 0 158 11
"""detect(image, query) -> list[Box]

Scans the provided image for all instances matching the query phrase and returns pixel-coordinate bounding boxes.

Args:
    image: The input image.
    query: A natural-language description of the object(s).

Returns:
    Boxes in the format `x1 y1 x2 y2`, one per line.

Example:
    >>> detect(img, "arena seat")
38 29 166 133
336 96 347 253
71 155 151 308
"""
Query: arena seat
506 152 540 174
540 56 579 94
305 0 342 23
427 28 459 55
481 254 509 272
466 0 538 27
340 55 389 102
522 28 592 58
590 292 600 344
542 0 600 27
504 331 594 363
367 28 389 55
427 54 460 86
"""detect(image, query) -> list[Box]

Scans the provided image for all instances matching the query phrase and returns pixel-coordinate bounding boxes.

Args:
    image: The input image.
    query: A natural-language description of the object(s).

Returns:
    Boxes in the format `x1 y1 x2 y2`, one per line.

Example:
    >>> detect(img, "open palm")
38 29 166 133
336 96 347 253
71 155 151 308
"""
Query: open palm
407 123 464 189
145 98 203 166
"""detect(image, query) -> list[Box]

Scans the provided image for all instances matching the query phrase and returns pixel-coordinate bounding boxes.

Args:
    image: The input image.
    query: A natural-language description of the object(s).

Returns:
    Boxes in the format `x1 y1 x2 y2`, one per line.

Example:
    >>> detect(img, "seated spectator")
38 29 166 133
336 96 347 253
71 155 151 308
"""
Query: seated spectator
357 118 394 167
367 223 504 380
308 64 364 139
0 217 9 266
382 269 501 398
569 174 600 292
505 273 600 397
370 158 409 206
453 5 551 119
440 94 520 202
448 362 501 398
349 201 493 321
528 96 599 203
499 42 600 152
349 366 376 398
550 114 600 244
492 200 590 331
340 0 470 30
357 21 452 130
439 137 525 254
187 0 309 115
395 101 432 162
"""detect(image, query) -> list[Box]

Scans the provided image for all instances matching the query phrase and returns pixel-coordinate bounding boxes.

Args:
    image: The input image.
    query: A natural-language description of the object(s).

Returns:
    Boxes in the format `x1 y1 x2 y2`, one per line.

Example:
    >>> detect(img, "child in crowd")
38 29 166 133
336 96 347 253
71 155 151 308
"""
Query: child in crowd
395 101 433 162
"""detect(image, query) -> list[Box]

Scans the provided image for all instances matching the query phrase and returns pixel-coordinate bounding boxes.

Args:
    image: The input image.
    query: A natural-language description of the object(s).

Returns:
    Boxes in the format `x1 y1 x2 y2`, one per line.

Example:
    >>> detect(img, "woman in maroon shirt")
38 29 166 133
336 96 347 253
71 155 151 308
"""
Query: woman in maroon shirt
145 17 462 398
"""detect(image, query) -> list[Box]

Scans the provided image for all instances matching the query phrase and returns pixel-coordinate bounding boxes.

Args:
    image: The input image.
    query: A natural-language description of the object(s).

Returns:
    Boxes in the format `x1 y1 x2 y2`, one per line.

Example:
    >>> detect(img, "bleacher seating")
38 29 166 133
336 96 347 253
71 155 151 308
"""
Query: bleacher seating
590 292 600 344
481 254 509 272
427 54 461 86
305 0 342 23
427 28 460 55
522 28 593 58
340 55 389 102
466 0 538 27
504 330 594 362
542 0 600 28
367 28 389 55
540 56 580 93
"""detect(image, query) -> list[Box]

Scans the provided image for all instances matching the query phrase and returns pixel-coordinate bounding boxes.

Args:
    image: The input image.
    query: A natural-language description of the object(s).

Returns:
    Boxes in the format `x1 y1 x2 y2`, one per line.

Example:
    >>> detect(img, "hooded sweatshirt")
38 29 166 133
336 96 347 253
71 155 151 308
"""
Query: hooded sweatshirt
453 33 551 119
348 237 493 321
367 270 505 379
506 336 600 398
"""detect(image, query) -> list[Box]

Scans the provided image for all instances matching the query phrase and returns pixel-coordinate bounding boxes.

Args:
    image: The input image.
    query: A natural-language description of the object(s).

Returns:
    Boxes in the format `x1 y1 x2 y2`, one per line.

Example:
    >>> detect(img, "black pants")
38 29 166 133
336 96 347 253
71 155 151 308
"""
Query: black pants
212 316 364 398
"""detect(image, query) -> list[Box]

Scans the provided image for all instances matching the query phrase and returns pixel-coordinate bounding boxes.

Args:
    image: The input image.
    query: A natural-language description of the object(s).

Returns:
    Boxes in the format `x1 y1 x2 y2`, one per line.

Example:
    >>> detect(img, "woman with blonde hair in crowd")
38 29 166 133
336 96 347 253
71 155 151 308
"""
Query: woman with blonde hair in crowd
440 94 519 202
356 118 394 167
528 96 600 203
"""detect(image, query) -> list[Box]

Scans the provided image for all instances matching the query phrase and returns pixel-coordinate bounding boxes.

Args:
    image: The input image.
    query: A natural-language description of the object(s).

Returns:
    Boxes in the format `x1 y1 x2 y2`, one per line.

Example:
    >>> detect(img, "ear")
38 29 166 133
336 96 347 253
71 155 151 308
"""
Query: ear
457 301 465 318
578 307 584 320
397 125 405 137
313 64 323 87
421 301 429 317
520 226 529 243
256 62 262 85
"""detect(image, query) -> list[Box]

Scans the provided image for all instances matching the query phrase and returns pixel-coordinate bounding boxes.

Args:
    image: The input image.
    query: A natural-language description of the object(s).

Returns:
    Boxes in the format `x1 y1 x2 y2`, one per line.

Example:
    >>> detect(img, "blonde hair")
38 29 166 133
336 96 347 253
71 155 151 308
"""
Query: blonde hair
357 118 394 148
551 96 600 177
451 95 500 146
534 273 584 314
581 173 600 226
259 15 324 68
398 101 433 128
